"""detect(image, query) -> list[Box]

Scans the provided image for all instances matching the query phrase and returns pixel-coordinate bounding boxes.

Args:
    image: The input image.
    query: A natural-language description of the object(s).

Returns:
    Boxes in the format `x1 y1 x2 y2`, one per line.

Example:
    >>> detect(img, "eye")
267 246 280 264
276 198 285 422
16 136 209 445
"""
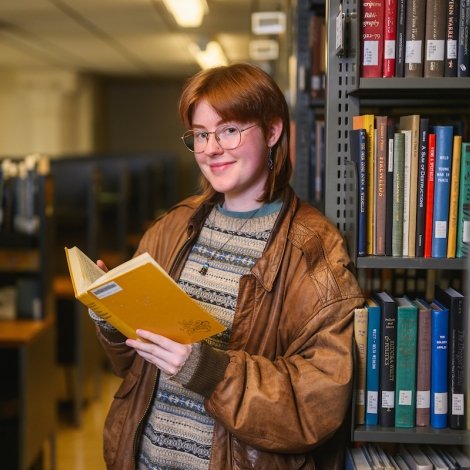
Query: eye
219 126 238 137
194 131 209 142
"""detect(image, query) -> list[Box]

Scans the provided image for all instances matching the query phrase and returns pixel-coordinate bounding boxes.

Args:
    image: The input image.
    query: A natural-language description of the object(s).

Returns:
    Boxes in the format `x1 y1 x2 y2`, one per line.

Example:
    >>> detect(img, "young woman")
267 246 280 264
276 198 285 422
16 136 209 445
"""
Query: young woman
92 63 364 469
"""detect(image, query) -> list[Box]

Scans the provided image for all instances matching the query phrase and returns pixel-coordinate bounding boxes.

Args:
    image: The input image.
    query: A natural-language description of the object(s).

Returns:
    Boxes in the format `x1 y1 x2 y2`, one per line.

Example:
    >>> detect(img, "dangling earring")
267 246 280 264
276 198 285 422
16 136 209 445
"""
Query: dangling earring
267 147 274 171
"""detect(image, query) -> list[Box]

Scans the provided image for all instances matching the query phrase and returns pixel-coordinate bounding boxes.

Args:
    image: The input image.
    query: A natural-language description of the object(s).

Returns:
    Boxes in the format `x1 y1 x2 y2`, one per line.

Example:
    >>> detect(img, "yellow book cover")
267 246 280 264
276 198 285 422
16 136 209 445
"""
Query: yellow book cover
353 306 368 425
65 246 225 343
353 114 375 255
447 135 462 258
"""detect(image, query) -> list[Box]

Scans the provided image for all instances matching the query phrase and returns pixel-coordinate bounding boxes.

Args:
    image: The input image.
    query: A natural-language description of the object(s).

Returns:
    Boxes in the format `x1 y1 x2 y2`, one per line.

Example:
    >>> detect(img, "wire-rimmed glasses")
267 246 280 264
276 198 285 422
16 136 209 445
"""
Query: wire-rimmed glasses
181 124 257 153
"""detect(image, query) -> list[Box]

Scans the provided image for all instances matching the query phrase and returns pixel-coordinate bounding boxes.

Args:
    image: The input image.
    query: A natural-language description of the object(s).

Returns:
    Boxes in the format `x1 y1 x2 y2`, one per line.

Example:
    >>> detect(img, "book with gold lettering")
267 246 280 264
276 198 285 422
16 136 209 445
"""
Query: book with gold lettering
65 246 225 343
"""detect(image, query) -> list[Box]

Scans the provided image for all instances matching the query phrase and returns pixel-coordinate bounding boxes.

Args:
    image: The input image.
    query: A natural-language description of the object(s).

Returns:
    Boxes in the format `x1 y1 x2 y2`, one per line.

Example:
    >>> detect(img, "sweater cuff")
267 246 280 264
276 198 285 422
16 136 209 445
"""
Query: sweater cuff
183 342 230 399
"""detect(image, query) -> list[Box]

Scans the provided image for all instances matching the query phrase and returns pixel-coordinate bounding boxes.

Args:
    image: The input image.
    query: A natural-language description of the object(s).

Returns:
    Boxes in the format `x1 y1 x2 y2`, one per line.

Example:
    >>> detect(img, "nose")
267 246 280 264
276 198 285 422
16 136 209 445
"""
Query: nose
205 132 223 154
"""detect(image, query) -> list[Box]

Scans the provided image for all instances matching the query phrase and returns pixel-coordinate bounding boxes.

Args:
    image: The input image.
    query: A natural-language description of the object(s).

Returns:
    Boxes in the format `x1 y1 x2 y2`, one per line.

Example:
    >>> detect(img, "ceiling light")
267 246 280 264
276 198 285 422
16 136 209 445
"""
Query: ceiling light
188 41 228 69
161 0 208 27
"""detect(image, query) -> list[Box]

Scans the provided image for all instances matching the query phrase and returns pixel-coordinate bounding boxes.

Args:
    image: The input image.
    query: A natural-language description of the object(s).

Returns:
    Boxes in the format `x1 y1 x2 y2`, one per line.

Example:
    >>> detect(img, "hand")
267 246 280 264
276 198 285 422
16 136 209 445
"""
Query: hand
97 259 109 272
126 330 192 375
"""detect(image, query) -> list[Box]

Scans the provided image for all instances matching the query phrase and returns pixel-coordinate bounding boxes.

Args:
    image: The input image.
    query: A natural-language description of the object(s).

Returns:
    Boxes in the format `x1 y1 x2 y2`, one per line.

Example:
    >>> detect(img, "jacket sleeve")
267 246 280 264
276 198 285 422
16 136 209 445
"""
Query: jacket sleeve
185 295 361 453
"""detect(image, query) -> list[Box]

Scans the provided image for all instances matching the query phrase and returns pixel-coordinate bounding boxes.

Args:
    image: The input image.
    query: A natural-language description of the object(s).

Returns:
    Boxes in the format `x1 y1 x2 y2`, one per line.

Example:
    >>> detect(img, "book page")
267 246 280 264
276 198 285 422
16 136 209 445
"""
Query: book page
66 246 105 294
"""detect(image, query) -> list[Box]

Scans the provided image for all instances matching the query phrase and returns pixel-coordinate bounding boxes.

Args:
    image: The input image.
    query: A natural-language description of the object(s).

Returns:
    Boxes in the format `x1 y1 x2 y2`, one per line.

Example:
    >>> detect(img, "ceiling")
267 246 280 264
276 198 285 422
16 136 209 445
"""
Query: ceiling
0 0 285 79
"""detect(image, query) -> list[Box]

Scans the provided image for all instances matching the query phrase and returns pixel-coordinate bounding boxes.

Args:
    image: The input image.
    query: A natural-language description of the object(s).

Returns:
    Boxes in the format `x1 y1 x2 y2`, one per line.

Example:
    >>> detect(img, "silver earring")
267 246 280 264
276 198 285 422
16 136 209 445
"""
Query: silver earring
268 147 274 171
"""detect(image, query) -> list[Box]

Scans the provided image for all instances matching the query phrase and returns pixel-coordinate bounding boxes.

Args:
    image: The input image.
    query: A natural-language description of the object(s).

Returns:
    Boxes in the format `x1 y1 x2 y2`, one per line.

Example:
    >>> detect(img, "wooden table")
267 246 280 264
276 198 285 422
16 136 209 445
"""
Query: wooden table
0 317 56 470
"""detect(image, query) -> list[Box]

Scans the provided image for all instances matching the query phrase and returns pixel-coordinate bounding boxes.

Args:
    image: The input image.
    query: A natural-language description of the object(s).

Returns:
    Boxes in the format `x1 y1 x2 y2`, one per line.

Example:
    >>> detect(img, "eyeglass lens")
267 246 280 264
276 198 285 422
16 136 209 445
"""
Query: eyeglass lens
183 125 242 152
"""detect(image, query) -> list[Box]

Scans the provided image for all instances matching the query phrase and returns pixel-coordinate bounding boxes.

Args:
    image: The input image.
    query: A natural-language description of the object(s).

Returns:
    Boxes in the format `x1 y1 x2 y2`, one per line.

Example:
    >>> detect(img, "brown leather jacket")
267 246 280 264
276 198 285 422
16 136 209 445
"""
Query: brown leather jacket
96 187 364 470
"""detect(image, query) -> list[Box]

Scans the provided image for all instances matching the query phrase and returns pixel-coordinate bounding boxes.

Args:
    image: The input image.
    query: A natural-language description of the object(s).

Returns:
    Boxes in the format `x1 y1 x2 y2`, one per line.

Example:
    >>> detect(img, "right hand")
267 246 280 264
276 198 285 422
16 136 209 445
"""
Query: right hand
97 259 109 272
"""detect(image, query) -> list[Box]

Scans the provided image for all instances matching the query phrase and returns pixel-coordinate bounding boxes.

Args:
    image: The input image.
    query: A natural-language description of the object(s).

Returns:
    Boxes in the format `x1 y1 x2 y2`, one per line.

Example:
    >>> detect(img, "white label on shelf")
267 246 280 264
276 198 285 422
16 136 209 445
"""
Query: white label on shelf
416 390 430 408
463 220 470 243
398 390 412 406
447 39 457 59
381 390 395 408
384 40 396 60
357 389 365 406
367 391 378 413
434 220 447 238
335 12 343 52
405 40 423 64
426 40 445 61
91 281 123 299
434 392 448 415
363 41 379 66
452 393 464 415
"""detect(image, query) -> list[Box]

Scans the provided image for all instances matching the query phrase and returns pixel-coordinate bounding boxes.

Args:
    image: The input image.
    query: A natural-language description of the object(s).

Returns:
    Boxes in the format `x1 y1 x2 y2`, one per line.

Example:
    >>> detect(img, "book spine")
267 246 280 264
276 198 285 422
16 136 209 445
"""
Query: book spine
415 303 432 426
457 0 470 76
395 0 407 76
385 119 395 256
383 0 398 76
360 0 385 77
424 0 447 77
445 0 461 76
430 305 449 429
394 302 418 428
415 119 429 257
354 307 368 425
456 142 470 257
446 135 463 258
392 132 405 256
405 0 427 77
365 304 381 425
432 126 454 258
424 133 436 258
375 116 388 255
309 14 323 99
379 302 397 426
401 130 412 256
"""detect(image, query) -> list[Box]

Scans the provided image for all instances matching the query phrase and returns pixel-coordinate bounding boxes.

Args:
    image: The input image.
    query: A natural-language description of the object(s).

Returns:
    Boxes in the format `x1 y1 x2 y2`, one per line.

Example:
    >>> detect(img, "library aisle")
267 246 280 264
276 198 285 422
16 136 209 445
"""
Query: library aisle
44 370 121 470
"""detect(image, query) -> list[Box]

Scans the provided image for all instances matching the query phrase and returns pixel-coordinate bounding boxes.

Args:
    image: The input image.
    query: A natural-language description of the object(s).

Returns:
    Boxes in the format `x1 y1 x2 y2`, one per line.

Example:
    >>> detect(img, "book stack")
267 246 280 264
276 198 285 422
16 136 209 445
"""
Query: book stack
358 0 470 77
350 115 470 258
353 286 467 430
346 443 470 469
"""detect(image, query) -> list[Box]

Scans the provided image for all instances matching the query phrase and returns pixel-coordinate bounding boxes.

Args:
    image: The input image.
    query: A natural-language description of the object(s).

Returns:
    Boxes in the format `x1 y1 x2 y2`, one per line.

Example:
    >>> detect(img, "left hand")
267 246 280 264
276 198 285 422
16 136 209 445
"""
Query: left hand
126 329 192 375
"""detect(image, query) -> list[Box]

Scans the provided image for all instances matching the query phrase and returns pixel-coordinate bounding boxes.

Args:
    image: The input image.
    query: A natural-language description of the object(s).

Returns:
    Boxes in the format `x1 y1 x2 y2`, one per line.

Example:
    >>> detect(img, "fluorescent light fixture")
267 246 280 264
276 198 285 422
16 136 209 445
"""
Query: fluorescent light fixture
188 41 228 69
162 0 208 27
249 39 279 61
251 11 286 35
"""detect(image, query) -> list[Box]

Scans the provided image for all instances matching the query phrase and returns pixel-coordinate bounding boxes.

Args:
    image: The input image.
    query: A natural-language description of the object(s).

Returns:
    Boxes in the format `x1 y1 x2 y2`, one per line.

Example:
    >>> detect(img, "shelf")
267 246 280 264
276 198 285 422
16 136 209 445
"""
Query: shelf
0 248 40 272
355 256 467 270
353 425 470 446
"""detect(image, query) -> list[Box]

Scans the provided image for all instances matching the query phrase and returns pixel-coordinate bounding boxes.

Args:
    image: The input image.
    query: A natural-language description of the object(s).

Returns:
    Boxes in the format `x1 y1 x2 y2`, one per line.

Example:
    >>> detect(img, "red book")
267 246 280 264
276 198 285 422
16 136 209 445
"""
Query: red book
383 0 397 76
424 133 436 258
360 0 385 77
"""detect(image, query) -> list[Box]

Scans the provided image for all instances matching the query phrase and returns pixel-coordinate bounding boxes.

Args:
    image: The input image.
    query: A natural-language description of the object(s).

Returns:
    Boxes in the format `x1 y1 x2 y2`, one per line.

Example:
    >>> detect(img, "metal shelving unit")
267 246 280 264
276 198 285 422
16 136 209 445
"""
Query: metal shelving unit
323 0 470 450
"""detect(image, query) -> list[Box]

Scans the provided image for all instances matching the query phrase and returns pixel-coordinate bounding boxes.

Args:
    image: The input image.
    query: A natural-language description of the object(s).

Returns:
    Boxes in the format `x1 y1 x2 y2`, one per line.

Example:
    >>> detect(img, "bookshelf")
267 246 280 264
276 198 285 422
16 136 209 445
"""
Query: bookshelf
321 0 470 457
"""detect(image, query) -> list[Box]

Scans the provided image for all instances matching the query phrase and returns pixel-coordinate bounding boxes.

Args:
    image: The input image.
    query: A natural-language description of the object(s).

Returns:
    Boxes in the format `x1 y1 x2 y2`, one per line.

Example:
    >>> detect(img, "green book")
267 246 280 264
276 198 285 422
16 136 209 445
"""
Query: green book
456 142 470 257
392 132 405 256
394 296 418 428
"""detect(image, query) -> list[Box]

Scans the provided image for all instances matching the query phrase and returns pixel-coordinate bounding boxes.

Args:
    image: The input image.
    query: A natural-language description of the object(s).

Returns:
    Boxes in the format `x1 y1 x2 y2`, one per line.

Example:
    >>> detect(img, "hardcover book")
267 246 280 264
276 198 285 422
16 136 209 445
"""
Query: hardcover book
392 132 406 257
405 0 427 77
354 307 369 425
375 116 388 255
360 0 385 77
435 286 466 429
447 135 463 258
365 299 381 425
458 0 470 76
385 118 396 256
64 246 225 343
374 291 397 427
432 125 454 258
350 128 368 257
413 299 432 427
456 141 470 257
394 297 418 428
424 133 436 257
445 0 460 76
395 0 407 76
401 129 412 256
424 0 447 77
383 0 398 76
430 299 449 429
415 118 429 257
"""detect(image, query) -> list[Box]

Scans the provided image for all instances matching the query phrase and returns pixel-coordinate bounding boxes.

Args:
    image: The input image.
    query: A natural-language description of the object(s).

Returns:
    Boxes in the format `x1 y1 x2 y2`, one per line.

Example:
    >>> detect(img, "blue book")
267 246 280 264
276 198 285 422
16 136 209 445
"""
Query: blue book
350 128 367 257
430 300 449 429
432 125 454 257
365 299 381 425
394 297 418 428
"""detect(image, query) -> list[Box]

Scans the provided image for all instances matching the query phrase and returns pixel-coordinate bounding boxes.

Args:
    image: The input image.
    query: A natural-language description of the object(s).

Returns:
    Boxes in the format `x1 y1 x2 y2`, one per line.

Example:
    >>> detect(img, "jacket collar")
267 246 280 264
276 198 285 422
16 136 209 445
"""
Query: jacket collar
187 187 299 292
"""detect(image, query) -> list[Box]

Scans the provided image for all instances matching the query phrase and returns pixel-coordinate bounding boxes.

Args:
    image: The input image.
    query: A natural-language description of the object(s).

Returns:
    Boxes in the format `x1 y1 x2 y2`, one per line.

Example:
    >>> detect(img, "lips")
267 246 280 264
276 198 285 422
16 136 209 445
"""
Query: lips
209 161 235 172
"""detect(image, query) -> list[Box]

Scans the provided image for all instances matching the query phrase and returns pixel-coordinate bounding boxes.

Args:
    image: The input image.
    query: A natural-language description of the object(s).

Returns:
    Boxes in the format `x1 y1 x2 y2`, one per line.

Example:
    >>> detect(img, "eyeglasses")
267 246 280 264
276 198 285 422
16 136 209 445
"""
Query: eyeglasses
181 124 257 153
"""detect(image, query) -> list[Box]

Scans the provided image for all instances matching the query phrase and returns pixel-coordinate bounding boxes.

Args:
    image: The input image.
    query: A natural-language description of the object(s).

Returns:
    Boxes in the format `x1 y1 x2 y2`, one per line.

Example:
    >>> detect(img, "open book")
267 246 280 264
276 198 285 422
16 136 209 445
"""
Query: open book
65 246 225 343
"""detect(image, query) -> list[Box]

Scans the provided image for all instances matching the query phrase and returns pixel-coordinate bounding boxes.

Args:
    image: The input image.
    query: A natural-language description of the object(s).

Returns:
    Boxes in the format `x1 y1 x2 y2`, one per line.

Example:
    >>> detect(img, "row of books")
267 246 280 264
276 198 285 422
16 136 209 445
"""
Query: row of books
0 154 49 235
354 286 467 430
350 113 470 258
346 443 470 469
360 0 470 78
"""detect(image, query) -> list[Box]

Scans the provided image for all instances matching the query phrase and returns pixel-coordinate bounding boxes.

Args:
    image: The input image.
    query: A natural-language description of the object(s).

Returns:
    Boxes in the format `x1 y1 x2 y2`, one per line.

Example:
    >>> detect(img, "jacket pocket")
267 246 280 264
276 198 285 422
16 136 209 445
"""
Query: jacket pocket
103 370 140 467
